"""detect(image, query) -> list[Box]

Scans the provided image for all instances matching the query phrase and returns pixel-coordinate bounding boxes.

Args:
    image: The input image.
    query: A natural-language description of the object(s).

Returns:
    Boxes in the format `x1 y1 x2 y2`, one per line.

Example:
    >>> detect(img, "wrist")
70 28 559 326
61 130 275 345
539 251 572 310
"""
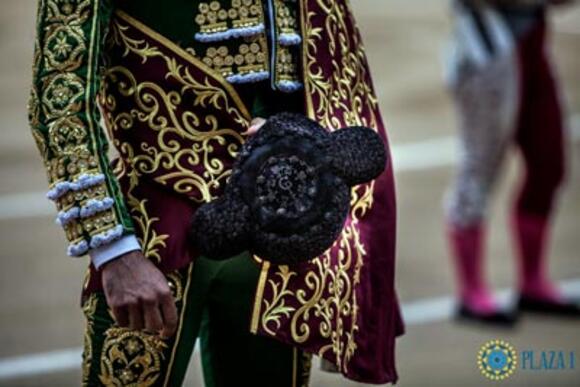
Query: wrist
90 234 141 270
101 250 137 270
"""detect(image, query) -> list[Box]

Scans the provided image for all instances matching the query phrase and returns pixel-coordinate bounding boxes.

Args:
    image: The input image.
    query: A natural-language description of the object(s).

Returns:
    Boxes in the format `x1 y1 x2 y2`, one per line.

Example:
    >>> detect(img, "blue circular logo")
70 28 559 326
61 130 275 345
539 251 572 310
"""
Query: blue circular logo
478 340 517 381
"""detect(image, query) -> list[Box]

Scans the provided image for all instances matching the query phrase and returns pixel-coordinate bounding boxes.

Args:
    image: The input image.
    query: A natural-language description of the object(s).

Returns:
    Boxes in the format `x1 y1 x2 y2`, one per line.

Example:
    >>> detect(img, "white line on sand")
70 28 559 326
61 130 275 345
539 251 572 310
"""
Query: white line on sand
0 278 579 380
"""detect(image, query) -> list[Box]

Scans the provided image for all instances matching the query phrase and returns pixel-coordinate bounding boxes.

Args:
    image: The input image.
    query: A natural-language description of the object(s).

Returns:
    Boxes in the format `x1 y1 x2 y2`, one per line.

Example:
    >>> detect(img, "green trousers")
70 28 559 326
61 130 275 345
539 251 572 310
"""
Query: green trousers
81 254 311 386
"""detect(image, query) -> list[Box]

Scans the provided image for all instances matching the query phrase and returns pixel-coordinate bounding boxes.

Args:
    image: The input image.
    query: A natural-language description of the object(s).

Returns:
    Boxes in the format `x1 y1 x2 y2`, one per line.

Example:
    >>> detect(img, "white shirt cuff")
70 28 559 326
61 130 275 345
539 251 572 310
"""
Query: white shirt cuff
90 234 141 269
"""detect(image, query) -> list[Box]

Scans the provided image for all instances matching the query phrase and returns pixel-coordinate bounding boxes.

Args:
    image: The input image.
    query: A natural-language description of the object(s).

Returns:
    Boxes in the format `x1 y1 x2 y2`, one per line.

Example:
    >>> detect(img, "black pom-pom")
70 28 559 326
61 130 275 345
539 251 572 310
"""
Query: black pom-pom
330 126 387 186
190 193 252 260
190 113 388 264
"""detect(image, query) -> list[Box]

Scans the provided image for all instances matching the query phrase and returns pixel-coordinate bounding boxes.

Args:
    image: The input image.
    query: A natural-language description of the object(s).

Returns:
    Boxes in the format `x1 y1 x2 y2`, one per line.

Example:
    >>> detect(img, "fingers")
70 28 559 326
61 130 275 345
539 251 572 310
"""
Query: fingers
143 296 164 334
128 302 144 331
111 306 129 328
243 117 266 136
101 253 178 338
110 296 175 338
159 291 178 339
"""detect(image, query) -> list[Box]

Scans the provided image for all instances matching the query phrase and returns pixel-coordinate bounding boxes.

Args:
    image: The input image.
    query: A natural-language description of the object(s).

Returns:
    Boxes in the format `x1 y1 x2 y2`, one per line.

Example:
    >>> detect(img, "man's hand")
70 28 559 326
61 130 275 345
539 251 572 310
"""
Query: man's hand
101 251 178 338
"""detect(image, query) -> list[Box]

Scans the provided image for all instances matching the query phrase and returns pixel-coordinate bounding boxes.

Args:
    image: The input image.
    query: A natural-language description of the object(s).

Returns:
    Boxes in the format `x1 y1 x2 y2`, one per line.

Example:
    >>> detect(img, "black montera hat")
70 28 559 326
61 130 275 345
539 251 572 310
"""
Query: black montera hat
190 112 387 264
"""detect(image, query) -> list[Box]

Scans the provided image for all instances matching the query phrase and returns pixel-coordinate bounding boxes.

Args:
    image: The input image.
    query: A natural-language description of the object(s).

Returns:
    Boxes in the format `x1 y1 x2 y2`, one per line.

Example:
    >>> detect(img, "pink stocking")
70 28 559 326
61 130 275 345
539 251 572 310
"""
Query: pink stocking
512 212 563 303
448 223 498 314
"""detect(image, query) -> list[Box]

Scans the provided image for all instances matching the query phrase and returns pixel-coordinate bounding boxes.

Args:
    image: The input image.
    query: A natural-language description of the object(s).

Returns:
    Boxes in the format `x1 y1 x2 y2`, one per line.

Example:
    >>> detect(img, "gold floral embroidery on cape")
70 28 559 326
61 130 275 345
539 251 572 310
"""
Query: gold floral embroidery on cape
102 14 249 204
253 0 380 374
111 158 168 264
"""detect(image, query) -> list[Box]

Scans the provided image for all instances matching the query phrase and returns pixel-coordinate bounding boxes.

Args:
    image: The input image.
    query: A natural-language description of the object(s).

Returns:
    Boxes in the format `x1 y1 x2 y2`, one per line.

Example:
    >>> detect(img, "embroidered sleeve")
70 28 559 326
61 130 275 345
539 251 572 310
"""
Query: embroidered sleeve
28 0 135 257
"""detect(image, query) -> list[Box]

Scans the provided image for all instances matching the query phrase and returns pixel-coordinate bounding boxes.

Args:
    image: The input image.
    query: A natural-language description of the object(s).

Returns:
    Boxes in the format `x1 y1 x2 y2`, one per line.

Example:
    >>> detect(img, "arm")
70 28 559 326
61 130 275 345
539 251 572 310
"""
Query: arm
29 0 177 337
29 0 135 258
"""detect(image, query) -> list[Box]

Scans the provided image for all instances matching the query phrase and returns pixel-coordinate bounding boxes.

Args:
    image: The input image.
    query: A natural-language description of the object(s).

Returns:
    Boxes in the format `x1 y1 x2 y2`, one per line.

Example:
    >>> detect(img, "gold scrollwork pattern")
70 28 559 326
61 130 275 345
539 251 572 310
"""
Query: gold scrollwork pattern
254 0 382 374
260 265 297 333
112 156 169 264
98 328 168 386
302 1 379 131
103 13 249 204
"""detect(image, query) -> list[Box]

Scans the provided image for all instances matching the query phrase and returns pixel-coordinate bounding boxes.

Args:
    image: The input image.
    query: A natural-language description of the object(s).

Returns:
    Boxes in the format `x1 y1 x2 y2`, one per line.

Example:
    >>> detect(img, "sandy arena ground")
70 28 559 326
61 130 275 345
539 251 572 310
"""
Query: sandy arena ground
0 1 579 386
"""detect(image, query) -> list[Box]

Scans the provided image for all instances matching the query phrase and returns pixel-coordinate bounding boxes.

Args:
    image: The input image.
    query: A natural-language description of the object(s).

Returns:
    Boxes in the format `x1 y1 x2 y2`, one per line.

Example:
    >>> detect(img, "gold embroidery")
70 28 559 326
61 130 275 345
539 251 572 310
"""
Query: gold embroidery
64 220 84 241
37 0 96 185
43 24 87 71
260 265 297 335
167 271 184 303
201 36 269 78
45 0 92 25
82 208 116 236
252 0 381 374
47 115 87 155
275 46 300 82
111 157 167 262
74 182 107 203
250 258 270 332
103 13 249 204
42 72 85 118
275 0 300 35
50 179 106 213
271 0 301 86
195 0 265 34
99 328 167 387
102 12 254 266
31 0 126 244
81 294 98 386
29 35 42 140
109 13 251 120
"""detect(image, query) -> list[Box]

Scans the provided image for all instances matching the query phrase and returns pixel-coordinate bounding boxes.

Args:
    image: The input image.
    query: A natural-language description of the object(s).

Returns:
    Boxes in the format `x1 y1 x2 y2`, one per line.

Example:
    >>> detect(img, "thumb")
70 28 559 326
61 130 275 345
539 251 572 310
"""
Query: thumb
243 117 266 136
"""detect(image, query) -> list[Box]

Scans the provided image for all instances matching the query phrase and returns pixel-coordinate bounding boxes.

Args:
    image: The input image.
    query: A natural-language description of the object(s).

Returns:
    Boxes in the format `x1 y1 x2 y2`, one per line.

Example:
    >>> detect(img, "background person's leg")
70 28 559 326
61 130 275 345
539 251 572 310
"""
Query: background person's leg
512 21 567 304
445 50 520 317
